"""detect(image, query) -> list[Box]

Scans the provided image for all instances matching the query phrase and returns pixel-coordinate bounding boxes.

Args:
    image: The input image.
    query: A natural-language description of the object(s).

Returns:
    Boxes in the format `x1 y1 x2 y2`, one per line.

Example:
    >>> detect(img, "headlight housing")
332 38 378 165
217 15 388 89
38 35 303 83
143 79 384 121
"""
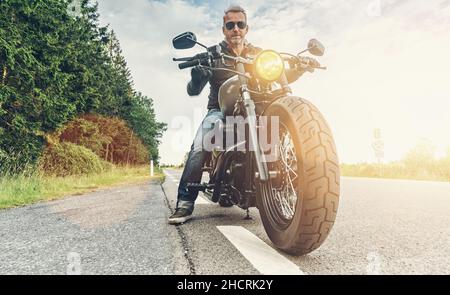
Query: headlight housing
254 50 284 82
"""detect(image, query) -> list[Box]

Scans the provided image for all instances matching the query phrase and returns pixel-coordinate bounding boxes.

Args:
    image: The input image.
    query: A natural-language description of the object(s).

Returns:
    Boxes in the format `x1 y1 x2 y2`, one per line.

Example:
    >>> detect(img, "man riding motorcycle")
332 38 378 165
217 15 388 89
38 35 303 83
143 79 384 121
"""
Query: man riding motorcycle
168 5 313 224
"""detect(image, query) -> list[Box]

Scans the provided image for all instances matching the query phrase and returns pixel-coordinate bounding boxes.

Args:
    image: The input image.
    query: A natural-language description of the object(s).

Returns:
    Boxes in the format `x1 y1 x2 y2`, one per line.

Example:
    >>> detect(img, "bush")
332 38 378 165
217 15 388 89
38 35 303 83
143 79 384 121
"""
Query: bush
39 142 112 177
59 114 150 165
59 117 108 157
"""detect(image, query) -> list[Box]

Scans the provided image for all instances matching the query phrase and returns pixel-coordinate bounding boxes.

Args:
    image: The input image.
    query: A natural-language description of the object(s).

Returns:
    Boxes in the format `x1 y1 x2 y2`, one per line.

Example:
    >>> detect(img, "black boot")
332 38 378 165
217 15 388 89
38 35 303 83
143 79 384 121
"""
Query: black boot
168 200 194 224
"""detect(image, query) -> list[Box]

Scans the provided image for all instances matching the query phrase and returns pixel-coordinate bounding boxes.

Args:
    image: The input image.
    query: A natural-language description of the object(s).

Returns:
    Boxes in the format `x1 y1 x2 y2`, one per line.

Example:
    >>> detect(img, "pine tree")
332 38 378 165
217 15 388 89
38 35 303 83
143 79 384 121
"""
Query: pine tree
0 0 166 172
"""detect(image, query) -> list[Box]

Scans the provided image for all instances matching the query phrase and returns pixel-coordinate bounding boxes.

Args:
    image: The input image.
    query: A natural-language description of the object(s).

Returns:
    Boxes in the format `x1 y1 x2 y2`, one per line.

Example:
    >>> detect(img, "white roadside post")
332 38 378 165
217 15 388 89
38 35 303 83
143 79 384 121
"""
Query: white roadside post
372 128 385 177
150 160 154 177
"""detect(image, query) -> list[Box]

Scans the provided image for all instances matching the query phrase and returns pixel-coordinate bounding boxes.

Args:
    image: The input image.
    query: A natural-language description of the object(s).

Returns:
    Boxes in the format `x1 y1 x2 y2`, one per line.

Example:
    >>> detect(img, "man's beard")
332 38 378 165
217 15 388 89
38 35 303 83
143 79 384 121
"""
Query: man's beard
229 35 243 45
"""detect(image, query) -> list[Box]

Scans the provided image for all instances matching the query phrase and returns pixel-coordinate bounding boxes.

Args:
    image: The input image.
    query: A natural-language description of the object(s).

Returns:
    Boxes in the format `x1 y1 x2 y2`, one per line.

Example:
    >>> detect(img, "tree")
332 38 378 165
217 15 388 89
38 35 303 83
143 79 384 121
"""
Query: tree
120 92 167 163
0 0 75 171
403 138 436 176
0 0 166 172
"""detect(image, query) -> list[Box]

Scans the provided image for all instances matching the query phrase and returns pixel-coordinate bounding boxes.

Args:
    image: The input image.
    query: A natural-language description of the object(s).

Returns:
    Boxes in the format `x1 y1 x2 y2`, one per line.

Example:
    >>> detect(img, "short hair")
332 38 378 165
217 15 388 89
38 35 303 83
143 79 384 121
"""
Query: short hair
223 4 247 24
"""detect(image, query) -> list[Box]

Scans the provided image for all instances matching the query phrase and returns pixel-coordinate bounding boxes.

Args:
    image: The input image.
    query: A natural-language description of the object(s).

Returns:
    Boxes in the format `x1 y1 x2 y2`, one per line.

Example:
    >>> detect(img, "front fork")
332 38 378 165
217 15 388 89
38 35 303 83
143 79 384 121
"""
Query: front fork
236 63 269 182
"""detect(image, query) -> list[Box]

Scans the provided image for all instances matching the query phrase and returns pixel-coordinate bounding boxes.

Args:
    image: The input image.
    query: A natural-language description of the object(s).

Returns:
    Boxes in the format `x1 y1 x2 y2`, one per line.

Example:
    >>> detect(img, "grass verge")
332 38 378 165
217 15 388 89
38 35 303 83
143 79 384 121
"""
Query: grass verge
0 165 164 210
341 163 450 182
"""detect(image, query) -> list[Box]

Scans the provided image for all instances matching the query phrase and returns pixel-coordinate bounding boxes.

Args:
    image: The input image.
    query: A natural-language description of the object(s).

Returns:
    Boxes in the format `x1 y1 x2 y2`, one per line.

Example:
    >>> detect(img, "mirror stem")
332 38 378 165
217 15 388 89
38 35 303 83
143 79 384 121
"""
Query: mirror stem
298 45 316 56
188 37 208 49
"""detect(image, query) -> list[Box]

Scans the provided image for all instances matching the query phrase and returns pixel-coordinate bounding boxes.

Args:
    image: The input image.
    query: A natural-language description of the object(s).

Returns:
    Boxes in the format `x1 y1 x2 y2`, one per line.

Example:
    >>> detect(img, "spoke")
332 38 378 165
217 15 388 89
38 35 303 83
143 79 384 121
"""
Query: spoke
276 192 287 217
279 140 298 179
271 127 299 221
280 141 298 192
283 194 295 217
286 160 298 178
285 140 298 176
276 190 294 218
286 172 297 201
282 190 294 218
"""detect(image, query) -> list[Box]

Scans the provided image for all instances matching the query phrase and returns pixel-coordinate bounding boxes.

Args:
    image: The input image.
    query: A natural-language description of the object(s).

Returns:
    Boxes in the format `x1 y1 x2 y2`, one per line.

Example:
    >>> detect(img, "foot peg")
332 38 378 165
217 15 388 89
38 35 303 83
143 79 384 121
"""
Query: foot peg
186 183 214 193
186 183 207 193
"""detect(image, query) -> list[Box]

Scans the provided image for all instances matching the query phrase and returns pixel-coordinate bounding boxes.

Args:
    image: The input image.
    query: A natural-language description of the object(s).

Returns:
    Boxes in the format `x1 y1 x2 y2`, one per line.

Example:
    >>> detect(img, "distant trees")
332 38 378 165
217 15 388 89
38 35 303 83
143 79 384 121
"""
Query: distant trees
0 0 166 172
403 138 436 173
58 114 150 165
341 139 450 181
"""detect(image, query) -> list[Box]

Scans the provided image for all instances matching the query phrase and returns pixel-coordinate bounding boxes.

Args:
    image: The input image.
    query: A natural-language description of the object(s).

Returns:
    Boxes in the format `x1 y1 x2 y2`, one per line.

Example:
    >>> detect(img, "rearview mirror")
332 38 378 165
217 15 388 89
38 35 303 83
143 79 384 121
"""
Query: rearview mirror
308 39 325 56
172 32 197 49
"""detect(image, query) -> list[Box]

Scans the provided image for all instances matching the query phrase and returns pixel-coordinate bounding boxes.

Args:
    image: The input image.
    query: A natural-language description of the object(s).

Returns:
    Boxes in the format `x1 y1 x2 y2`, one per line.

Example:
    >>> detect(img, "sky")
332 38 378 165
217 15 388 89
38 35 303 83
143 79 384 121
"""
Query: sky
95 0 450 165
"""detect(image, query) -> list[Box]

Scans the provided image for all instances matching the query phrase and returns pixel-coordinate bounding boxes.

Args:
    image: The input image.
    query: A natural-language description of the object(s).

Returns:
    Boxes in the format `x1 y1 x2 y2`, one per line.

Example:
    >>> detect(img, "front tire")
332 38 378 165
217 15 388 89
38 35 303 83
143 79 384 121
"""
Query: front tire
257 96 340 255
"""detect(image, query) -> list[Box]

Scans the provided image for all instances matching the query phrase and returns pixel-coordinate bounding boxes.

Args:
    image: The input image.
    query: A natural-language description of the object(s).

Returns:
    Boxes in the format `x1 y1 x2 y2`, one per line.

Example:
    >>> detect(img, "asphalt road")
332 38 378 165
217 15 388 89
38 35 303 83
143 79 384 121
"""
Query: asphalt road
162 168 450 275
0 181 188 275
1 169 449 274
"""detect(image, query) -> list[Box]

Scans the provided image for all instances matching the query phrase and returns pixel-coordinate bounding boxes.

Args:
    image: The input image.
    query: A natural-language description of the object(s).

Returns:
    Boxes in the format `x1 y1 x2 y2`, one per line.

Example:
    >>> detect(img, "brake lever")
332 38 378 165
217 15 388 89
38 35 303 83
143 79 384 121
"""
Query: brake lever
297 61 327 72
222 54 253 64
173 57 194 62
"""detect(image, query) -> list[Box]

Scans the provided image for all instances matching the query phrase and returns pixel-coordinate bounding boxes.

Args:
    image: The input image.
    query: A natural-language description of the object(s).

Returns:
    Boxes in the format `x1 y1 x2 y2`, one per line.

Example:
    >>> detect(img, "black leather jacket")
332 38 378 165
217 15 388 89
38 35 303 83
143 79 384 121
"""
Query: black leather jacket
187 40 262 110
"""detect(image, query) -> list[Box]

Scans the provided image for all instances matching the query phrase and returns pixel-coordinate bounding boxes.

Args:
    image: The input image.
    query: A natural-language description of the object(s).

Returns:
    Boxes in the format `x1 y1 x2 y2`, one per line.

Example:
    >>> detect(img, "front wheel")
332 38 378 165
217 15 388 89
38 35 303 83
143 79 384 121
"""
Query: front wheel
256 96 340 255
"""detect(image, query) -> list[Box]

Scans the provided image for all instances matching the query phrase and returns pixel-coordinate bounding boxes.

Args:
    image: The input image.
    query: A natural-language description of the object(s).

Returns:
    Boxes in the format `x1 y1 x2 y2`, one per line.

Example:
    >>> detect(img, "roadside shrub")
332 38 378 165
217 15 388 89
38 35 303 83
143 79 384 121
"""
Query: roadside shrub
58 118 109 157
39 142 112 177
58 114 150 165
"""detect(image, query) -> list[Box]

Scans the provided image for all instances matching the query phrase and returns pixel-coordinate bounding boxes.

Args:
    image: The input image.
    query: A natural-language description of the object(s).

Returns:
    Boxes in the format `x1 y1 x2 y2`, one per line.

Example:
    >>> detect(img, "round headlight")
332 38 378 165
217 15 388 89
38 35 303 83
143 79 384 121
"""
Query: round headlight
254 50 284 82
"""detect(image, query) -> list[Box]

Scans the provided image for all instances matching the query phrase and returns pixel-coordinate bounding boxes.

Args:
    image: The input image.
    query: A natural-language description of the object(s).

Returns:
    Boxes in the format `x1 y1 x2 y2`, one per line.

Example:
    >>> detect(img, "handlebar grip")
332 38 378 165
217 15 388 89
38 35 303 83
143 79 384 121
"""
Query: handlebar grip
178 59 200 69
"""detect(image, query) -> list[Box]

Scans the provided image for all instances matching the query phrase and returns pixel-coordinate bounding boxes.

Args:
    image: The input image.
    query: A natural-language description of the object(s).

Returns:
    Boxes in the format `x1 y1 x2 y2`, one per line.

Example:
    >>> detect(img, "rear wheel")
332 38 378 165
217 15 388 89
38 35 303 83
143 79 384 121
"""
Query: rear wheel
256 96 340 255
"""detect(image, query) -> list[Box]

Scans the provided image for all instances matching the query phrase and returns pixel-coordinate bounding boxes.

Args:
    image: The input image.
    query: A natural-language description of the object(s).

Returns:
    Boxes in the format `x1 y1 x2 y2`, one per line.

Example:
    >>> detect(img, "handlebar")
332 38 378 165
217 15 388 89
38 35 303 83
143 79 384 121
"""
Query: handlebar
175 50 326 72
176 51 214 69
173 57 193 62
294 56 326 71
178 59 201 69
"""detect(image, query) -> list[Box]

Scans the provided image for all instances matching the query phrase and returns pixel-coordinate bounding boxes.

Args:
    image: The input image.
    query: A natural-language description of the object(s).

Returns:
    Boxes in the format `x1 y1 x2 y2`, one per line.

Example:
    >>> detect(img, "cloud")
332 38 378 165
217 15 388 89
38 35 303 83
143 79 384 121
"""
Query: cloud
97 0 450 164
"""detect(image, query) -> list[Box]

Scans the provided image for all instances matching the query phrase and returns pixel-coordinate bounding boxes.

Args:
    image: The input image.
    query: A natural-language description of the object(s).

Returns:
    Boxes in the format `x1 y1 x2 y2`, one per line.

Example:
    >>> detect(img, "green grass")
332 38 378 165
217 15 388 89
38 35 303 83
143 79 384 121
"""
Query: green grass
341 162 450 182
0 165 164 210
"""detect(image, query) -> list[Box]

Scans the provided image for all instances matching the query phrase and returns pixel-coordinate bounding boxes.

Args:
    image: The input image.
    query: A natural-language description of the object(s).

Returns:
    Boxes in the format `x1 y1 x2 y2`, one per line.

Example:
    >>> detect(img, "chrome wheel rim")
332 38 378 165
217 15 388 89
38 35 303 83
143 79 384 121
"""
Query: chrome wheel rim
265 122 299 224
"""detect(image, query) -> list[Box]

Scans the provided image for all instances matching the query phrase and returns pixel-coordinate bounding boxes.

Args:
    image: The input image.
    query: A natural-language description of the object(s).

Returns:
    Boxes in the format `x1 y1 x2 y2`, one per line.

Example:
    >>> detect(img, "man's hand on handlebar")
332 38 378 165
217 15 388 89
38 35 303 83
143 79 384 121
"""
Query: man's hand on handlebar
297 56 321 72
191 66 212 84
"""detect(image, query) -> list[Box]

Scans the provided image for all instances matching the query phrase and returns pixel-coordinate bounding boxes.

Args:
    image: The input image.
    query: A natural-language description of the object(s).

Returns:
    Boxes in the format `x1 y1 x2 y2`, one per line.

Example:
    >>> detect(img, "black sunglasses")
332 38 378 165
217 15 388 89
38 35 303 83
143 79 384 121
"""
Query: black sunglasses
225 21 247 30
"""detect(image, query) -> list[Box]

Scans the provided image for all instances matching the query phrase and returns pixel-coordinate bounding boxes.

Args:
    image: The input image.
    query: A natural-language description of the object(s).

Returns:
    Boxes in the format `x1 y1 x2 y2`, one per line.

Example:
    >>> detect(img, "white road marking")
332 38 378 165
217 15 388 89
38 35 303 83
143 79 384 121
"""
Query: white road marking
195 196 210 204
217 226 306 275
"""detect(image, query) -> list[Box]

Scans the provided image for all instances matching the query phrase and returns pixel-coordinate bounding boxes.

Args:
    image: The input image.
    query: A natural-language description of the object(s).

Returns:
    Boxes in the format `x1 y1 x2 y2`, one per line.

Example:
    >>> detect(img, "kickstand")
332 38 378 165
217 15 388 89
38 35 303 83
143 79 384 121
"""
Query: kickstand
244 209 252 220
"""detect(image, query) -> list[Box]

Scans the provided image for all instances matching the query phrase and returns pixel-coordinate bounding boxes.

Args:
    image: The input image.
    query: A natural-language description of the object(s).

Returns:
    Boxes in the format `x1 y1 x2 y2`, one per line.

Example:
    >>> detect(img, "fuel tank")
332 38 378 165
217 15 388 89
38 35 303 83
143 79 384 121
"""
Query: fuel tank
218 75 240 117
218 75 270 116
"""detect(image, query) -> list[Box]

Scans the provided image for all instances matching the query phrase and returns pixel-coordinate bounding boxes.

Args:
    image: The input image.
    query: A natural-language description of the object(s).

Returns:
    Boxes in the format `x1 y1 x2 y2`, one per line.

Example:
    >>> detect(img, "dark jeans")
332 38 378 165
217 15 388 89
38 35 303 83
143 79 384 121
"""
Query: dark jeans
177 109 224 209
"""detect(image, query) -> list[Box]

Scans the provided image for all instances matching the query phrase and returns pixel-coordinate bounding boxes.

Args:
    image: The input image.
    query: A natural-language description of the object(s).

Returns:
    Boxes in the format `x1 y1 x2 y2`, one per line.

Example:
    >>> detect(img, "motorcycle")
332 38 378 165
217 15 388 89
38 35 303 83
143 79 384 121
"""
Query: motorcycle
172 32 340 255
